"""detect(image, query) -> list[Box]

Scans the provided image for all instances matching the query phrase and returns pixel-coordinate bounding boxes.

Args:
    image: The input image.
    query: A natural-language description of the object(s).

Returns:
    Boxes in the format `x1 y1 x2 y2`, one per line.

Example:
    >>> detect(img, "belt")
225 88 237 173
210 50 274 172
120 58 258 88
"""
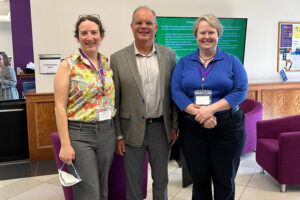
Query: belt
68 120 114 133
146 116 163 124
214 106 240 120
68 119 113 127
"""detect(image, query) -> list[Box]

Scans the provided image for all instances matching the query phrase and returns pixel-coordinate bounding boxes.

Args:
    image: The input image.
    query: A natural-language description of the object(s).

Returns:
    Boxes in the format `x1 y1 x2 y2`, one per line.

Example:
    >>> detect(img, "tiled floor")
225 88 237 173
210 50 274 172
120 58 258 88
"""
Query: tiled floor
1 152 300 200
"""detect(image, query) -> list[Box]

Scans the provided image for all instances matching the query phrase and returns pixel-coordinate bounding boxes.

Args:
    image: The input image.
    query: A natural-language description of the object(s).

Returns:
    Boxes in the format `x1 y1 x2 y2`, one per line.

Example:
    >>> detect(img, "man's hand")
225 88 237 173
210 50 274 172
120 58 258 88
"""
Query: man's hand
116 139 126 156
170 128 179 146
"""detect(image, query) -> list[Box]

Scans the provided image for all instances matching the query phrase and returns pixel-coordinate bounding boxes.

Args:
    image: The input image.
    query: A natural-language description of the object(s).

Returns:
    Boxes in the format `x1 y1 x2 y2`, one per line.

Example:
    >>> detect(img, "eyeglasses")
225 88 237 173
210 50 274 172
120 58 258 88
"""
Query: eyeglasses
133 21 155 27
78 14 100 20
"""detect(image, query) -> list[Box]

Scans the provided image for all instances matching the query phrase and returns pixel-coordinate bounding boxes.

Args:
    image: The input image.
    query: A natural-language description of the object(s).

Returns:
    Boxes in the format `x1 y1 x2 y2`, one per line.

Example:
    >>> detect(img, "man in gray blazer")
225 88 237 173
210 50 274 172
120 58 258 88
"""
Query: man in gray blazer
110 6 178 200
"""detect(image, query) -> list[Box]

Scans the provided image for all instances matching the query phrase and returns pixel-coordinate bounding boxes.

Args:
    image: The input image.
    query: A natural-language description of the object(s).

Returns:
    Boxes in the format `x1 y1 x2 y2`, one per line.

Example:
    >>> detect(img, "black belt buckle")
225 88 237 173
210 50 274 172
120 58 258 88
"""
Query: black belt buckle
146 116 162 124
146 118 155 124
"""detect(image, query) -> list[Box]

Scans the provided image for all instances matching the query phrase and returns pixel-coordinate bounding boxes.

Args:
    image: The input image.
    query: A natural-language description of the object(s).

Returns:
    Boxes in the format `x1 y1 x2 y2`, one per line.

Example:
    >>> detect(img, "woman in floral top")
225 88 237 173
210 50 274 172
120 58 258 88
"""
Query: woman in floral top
54 15 116 200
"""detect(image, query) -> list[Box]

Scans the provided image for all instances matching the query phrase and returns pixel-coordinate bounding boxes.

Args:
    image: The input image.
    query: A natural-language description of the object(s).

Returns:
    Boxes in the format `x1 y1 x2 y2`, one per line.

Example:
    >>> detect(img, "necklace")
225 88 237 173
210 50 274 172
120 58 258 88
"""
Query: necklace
199 54 215 66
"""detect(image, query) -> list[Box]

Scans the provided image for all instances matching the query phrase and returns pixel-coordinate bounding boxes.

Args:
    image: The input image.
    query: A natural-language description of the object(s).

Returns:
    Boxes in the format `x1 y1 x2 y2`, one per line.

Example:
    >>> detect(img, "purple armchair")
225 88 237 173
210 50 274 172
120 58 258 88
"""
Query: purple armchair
240 99 263 154
256 115 300 192
50 132 148 200
108 153 148 200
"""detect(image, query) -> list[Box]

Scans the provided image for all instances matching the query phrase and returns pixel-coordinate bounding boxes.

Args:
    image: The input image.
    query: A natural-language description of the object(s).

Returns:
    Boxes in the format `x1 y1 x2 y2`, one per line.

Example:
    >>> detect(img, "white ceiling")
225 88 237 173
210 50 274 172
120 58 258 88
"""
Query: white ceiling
0 0 10 16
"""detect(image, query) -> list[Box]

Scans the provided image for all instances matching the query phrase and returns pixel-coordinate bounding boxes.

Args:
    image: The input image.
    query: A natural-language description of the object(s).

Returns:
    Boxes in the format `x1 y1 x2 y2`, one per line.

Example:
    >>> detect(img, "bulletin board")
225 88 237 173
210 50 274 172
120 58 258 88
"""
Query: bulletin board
277 22 300 72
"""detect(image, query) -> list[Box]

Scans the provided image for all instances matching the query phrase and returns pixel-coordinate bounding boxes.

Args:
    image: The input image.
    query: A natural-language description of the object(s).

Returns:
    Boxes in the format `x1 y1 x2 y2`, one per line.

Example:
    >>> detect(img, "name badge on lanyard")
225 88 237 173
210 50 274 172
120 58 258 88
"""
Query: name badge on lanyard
195 90 212 106
194 62 214 106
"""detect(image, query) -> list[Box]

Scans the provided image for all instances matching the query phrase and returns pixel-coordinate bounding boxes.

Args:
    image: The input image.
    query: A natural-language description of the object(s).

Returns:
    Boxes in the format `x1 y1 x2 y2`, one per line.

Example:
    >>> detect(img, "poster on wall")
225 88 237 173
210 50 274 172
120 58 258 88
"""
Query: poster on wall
277 22 300 72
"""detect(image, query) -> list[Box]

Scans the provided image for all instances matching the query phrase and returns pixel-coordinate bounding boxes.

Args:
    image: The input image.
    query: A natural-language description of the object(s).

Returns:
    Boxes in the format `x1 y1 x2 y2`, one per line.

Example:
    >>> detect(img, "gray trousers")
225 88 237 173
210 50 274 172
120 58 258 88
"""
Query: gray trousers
68 120 116 200
124 118 171 200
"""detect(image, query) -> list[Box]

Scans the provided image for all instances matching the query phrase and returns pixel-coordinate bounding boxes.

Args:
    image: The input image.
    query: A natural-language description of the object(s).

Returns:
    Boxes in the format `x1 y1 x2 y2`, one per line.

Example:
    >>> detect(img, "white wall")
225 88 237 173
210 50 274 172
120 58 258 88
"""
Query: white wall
30 0 300 93
0 21 13 66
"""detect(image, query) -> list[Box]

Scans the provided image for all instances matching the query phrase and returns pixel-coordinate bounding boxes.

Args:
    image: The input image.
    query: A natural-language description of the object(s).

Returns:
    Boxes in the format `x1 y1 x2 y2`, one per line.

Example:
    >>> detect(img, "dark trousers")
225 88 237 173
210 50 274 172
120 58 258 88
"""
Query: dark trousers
124 118 170 200
181 109 245 200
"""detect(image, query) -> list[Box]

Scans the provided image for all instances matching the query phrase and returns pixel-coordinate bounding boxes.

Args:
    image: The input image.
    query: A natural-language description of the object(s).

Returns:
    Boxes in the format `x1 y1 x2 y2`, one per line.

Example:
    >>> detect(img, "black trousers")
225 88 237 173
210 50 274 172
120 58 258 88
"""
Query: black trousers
181 108 245 200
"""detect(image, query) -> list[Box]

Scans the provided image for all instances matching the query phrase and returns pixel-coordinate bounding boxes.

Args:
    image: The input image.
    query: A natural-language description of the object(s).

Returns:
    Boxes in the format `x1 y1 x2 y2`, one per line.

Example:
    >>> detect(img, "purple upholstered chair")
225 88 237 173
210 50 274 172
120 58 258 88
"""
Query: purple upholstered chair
256 115 300 192
240 99 263 154
50 132 148 200
108 153 148 200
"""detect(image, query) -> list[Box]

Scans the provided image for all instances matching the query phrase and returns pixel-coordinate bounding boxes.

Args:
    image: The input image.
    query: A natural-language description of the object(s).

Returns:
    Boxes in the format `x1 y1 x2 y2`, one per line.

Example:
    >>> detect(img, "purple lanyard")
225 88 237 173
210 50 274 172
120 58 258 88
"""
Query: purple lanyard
198 62 214 90
79 49 105 96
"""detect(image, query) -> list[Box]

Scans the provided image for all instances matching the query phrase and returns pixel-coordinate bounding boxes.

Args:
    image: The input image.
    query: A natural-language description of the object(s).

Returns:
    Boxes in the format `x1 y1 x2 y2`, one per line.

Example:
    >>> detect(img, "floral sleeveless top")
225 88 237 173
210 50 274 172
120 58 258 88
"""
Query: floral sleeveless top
66 49 115 122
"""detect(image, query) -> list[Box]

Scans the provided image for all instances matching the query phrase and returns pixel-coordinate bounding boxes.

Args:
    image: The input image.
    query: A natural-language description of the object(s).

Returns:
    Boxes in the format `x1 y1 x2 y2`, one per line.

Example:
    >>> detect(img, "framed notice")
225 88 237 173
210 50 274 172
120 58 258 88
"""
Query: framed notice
277 22 300 72
39 54 61 74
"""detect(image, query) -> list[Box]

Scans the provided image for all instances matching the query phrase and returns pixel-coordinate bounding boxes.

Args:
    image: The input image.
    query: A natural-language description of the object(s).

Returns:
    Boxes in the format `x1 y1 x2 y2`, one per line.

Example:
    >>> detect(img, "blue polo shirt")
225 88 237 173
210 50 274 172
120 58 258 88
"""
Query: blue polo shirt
171 48 248 111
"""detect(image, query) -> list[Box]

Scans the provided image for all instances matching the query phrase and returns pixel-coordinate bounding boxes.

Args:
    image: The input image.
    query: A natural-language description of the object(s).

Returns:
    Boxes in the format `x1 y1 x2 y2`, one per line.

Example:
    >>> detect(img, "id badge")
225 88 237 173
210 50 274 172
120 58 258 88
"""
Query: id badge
194 90 212 106
97 107 112 121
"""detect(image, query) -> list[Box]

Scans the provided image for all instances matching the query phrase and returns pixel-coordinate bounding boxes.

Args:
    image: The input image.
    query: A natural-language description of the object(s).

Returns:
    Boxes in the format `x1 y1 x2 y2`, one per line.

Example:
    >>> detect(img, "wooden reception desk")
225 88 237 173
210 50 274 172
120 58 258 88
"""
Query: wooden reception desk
25 81 300 160
25 91 57 160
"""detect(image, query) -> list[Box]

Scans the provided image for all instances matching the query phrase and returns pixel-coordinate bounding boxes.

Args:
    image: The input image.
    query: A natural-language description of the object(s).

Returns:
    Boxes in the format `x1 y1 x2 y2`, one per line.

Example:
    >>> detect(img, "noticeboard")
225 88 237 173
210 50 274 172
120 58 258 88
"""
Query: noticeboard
277 22 300 72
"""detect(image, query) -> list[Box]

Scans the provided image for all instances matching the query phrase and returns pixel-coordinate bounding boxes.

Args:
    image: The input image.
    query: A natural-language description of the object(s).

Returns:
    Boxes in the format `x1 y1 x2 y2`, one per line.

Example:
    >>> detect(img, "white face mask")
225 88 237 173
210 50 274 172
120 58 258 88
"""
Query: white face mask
58 163 82 187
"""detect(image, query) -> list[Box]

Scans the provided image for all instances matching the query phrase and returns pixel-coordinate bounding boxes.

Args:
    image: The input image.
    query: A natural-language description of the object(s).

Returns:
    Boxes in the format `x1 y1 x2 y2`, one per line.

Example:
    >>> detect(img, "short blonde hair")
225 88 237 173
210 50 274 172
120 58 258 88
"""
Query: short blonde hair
193 14 223 38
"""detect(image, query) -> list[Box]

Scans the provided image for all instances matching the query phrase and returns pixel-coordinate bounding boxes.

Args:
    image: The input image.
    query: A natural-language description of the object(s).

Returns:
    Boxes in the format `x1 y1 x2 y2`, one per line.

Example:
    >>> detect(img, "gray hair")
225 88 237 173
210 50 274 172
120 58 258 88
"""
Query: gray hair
131 6 157 24
193 14 223 37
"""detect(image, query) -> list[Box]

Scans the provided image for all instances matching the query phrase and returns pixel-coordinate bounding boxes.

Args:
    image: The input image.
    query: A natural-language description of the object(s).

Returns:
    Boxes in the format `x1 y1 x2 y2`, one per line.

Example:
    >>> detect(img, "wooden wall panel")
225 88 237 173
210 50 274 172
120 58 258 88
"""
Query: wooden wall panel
260 90 275 119
25 82 300 160
25 92 57 161
248 82 300 120
296 90 300 113
36 102 56 148
246 90 257 100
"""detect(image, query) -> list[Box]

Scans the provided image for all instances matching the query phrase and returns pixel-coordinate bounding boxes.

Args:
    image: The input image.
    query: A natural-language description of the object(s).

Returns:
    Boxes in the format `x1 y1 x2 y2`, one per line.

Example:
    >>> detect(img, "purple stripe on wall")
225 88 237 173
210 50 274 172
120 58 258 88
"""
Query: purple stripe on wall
9 0 35 98
10 0 34 67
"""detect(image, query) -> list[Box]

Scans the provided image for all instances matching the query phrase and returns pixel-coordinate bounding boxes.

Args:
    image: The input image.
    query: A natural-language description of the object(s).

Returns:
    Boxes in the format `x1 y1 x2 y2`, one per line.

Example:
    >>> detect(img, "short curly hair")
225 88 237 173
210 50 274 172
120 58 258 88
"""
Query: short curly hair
74 15 105 39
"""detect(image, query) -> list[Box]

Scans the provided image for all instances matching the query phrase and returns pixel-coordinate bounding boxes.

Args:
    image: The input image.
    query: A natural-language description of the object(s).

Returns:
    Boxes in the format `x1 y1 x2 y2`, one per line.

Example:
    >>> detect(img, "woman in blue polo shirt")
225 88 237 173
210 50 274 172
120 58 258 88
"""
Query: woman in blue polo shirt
171 14 248 200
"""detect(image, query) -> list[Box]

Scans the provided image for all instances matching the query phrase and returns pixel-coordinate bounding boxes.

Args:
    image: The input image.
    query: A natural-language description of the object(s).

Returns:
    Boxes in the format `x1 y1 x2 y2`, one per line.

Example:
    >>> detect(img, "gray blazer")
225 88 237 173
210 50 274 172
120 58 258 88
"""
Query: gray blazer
110 43 178 147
